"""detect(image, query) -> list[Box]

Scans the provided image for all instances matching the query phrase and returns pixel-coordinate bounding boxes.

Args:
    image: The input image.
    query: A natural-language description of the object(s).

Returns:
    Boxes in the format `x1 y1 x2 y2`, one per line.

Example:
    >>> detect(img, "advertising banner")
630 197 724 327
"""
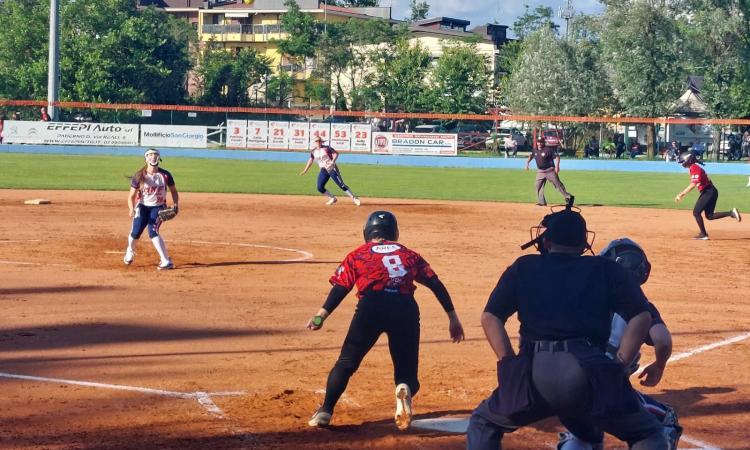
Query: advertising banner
227 120 248 148
371 132 457 156
3 121 139 146
141 124 207 148
350 123 372 152
247 120 269 149
268 121 289 150
329 123 351 151
309 123 331 146
289 122 310 150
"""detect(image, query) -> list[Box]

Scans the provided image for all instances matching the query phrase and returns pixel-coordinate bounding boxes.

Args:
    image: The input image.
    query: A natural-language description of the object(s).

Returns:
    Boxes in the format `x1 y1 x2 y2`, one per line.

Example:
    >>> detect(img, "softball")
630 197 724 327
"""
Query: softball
312 316 323 327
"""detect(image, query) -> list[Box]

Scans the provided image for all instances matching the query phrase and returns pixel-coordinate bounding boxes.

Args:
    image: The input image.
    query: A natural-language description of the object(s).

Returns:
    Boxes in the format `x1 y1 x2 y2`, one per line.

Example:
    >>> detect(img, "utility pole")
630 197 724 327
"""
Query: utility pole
559 0 574 38
48 0 60 120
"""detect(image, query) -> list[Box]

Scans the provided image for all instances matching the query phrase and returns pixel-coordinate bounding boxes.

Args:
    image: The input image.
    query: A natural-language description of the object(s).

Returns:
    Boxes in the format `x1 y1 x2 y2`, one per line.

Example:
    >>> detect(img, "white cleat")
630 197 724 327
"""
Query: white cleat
394 383 412 431
325 197 338 206
308 409 332 427
123 249 135 265
732 207 742 222
353 197 361 206
157 259 174 270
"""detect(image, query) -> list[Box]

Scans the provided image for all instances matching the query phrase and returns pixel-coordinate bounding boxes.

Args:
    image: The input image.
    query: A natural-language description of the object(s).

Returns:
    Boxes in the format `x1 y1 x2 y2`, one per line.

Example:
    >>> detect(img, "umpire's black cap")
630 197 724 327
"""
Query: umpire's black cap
543 209 588 247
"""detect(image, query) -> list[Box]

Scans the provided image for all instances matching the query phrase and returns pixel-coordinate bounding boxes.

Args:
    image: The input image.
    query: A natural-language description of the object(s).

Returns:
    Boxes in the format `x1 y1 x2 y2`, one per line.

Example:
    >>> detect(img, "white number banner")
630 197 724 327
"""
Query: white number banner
141 124 207 148
268 121 289 150
309 123 331 146
227 120 248 148
3 121 139 146
288 122 309 150
371 132 457 156
330 123 351 151
350 123 371 152
247 120 268 149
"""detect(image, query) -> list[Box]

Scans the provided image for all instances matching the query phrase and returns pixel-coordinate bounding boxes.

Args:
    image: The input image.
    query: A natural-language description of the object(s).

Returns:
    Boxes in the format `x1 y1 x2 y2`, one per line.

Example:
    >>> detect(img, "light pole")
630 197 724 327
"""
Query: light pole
559 0 574 39
48 0 60 120
323 0 327 34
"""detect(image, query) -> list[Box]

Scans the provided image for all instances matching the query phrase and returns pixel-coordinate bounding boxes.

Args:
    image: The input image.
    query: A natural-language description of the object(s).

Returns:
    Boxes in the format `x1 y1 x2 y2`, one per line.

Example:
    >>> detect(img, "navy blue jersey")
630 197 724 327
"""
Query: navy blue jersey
485 253 650 346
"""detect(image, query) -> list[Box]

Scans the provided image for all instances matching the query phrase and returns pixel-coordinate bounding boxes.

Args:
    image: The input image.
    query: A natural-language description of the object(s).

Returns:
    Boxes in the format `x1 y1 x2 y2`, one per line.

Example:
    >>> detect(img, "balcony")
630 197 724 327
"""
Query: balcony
201 24 284 42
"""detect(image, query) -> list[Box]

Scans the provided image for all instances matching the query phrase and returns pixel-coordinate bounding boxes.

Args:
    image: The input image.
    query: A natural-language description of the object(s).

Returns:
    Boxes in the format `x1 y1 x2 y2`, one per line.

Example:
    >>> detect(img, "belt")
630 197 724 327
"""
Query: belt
532 339 593 353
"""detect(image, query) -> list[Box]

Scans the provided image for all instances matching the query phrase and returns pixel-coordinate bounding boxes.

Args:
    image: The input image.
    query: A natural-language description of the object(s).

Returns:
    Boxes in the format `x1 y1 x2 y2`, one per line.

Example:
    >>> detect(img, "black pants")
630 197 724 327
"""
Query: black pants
466 341 666 449
693 185 732 235
320 293 420 413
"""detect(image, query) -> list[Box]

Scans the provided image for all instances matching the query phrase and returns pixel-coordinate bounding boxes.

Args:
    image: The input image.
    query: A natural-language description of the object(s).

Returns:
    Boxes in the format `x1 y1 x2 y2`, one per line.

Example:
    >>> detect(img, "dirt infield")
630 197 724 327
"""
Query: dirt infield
1 189 748 450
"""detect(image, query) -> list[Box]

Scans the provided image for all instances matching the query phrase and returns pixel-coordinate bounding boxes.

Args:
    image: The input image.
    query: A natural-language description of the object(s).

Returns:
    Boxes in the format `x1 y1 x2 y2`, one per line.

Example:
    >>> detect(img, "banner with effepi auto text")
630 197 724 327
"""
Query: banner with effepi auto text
141 124 207 148
371 132 457 156
3 121 139 146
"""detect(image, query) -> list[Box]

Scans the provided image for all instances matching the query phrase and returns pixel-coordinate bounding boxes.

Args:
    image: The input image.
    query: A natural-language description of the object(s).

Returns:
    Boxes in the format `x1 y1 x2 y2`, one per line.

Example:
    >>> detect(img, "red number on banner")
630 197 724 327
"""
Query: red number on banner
355 131 368 139
255 128 262 135
295 129 306 137
335 130 347 138
274 129 284 136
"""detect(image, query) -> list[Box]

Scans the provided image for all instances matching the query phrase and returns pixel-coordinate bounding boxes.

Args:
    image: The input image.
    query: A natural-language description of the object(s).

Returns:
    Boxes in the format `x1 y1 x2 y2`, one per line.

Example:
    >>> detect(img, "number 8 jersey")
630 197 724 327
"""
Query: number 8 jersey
329 241 436 299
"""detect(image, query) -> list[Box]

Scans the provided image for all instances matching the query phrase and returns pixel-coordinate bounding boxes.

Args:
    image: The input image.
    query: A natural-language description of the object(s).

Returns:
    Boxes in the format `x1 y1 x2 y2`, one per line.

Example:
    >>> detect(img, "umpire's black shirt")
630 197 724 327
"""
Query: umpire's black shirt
532 145 559 170
485 253 649 348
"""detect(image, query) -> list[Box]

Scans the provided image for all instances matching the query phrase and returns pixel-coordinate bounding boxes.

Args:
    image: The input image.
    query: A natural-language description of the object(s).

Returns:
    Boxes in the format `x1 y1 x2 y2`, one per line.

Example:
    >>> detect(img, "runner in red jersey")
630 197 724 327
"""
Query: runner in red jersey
674 152 741 240
306 211 464 430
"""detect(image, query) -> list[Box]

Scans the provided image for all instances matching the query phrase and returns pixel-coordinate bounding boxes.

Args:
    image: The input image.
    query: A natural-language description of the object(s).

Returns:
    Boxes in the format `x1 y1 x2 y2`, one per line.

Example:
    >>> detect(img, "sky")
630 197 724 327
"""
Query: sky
384 0 605 37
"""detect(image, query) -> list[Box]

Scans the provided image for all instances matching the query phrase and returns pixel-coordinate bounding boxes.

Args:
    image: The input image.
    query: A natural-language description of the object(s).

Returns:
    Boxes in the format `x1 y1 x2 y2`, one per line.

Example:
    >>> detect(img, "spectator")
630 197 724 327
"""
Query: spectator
742 130 750 158
12 111 21 121
666 141 680 162
584 137 599 158
40 106 50 122
0 111 6 144
504 134 517 158
629 141 643 159
615 136 626 159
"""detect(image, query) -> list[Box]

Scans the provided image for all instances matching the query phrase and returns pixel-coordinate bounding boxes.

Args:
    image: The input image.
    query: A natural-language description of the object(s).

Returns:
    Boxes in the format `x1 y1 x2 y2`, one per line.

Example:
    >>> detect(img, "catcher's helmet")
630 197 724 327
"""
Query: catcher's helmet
677 151 696 167
363 210 399 242
543 209 589 248
599 237 651 285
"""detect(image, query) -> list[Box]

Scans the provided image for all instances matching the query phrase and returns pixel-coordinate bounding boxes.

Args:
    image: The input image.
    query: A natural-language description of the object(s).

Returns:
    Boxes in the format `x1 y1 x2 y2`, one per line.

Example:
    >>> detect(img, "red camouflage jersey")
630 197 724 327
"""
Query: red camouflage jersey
689 164 712 191
329 241 436 299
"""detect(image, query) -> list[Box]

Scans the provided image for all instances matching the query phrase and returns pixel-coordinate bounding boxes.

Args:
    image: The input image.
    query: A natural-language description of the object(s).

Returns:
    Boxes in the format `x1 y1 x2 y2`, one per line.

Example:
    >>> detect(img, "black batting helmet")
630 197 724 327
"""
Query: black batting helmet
599 237 651 285
363 210 399 242
678 151 696 167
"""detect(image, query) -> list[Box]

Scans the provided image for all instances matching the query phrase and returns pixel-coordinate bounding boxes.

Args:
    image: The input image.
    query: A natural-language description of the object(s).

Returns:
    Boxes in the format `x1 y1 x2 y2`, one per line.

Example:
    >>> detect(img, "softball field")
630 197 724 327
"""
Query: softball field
1 190 748 449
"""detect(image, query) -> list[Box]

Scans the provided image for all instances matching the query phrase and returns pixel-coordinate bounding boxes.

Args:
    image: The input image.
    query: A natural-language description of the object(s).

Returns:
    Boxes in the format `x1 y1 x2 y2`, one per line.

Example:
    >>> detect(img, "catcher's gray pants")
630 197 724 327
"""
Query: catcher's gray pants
535 168 571 205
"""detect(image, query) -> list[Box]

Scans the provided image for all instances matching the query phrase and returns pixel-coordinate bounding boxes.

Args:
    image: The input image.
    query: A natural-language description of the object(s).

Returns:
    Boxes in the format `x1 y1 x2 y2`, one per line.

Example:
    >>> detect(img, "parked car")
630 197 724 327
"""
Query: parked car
485 127 528 150
412 124 447 133
448 123 491 149
538 128 564 147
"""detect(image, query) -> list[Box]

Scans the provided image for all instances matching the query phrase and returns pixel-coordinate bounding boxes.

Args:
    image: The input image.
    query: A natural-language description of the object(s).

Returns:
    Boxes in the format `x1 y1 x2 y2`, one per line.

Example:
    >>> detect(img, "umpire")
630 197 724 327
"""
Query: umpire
525 136 572 206
466 206 667 450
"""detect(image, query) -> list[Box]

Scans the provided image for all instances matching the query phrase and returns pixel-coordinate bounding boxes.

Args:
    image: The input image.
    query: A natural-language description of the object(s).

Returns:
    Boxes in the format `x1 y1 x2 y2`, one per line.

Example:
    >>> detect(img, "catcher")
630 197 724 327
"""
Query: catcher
557 238 682 450
299 135 361 206
124 148 179 270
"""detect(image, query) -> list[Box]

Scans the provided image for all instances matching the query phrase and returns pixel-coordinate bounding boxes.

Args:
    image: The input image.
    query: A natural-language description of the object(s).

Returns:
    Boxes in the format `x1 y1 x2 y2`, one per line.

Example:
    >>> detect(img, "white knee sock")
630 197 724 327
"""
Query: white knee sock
151 235 170 263
344 190 356 199
127 235 137 252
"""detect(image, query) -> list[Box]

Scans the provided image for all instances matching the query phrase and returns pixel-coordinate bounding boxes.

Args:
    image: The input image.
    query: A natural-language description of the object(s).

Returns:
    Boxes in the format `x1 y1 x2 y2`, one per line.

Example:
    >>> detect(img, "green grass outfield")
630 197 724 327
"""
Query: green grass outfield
1 153 747 210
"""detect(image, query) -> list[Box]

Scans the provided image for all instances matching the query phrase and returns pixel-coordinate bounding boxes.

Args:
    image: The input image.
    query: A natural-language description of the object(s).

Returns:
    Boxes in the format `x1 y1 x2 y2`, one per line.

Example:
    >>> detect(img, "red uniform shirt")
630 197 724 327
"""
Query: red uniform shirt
330 241 436 299
689 164 712 191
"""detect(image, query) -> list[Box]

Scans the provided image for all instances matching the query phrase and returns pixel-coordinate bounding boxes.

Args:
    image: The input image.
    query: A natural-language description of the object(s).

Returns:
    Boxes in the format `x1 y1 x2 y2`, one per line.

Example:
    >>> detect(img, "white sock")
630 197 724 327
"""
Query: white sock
127 236 137 253
151 235 170 263
344 190 356 199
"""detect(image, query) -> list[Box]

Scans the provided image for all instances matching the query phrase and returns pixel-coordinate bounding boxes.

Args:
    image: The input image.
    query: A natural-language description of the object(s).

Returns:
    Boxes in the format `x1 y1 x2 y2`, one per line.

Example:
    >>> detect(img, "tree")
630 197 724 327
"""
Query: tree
267 70 294 107
600 1 684 156
409 0 430 22
197 45 272 106
0 0 196 104
277 0 319 60
430 42 490 114
362 39 431 113
511 5 559 39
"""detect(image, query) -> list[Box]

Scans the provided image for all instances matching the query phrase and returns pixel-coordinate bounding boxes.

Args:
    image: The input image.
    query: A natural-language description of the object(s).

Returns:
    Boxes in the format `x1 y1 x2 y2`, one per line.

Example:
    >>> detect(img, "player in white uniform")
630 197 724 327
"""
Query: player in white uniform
124 148 179 270
300 136 361 206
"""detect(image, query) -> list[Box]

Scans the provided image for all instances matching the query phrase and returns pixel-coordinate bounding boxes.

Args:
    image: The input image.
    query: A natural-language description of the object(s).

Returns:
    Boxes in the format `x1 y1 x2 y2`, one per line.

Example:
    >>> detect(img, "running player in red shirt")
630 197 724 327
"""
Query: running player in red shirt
674 152 741 240
306 211 464 430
